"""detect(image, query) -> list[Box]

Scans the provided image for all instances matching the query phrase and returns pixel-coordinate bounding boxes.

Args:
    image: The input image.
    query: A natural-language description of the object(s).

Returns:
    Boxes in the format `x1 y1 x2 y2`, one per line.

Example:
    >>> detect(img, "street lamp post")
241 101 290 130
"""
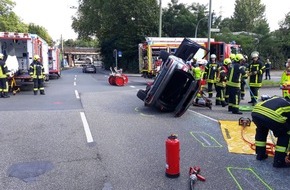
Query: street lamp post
159 0 162 37
195 17 207 38
207 0 212 61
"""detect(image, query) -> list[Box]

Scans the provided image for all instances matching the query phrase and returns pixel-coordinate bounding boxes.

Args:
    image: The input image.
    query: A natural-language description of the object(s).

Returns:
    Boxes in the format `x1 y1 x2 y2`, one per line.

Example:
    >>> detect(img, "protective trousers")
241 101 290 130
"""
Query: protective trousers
33 78 44 95
227 86 240 113
215 85 226 106
252 112 290 165
0 78 9 97
207 82 216 98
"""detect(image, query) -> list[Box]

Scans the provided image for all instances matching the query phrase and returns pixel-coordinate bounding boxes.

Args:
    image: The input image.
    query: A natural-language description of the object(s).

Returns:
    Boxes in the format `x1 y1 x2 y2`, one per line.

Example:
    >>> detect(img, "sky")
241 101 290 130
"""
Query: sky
12 0 290 41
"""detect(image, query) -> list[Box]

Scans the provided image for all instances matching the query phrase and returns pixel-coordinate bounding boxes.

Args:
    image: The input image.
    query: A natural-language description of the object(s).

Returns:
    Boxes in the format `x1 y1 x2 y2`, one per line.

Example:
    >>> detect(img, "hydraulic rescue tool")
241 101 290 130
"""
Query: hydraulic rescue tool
189 166 205 189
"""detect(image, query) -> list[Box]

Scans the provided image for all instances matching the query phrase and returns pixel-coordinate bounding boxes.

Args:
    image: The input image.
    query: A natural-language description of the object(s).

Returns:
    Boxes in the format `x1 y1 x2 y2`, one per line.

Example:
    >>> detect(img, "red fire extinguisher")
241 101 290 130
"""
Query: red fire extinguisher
165 134 180 178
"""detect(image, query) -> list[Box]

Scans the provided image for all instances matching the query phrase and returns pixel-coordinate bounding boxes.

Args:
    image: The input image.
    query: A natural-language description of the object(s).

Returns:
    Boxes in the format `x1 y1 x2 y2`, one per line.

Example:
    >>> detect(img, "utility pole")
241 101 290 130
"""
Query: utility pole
159 0 162 37
207 0 212 61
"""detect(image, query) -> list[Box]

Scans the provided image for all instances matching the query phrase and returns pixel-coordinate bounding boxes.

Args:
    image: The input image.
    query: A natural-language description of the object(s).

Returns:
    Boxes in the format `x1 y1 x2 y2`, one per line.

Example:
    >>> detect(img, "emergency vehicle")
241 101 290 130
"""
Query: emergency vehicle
138 37 241 78
0 32 49 82
48 47 61 78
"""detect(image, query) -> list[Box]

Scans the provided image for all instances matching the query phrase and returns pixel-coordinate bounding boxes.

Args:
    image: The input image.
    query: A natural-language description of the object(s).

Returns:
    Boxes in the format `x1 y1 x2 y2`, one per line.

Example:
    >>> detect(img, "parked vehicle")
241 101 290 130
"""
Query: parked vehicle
48 47 61 78
82 57 96 73
137 38 209 117
0 32 50 82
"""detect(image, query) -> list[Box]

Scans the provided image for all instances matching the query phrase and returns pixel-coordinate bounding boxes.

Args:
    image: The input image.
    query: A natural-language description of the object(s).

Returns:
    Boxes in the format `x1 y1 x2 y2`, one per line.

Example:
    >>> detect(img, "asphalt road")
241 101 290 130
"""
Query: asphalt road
0 67 289 190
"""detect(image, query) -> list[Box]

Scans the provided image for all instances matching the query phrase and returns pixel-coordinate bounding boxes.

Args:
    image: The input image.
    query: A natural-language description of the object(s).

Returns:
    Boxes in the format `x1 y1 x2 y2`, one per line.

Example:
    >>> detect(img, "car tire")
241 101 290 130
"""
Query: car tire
137 90 147 101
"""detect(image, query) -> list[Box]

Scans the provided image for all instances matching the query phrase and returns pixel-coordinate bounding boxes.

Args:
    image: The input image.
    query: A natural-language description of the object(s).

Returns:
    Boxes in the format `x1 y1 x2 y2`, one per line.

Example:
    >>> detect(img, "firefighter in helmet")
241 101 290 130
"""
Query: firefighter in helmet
0 53 10 98
226 54 247 114
240 54 249 100
280 58 290 98
216 58 231 107
29 55 45 95
248 51 265 106
205 54 218 98
252 96 290 168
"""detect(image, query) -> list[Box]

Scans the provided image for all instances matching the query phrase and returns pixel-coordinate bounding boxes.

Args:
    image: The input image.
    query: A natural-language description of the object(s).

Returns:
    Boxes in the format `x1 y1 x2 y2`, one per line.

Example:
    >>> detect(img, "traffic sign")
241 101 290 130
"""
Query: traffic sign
211 28 220 32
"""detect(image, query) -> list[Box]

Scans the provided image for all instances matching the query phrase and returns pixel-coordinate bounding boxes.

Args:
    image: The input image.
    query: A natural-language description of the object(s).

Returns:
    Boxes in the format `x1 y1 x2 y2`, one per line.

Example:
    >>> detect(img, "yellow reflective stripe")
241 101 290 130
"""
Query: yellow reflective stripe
255 141 266 147
249 82 262 87
276 106 290 115
226 81 240 87
252 106 287 123
275 145 287 153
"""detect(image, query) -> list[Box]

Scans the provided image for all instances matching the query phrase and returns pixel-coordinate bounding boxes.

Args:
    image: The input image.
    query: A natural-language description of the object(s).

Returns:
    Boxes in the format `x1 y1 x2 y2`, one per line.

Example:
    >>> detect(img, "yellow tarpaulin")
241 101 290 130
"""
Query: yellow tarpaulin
219 120 276 155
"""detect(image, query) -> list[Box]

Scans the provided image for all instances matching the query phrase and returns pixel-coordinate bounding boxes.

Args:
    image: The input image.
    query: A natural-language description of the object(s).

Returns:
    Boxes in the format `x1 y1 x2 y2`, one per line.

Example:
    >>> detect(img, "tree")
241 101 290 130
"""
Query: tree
28 23 53 46
162 1 208 37
0 0 28 32
231 0 269 34
73 0 159 72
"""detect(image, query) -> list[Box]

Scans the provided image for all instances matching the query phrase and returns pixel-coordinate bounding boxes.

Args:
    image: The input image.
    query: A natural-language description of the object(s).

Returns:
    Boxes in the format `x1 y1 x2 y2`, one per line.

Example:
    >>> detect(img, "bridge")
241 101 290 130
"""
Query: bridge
63 47 100 67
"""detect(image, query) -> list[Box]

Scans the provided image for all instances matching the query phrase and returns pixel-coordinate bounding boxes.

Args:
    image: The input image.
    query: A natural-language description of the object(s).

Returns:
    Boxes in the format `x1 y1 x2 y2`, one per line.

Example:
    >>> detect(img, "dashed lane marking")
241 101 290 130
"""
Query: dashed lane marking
75 90 80 99
80 112 94 143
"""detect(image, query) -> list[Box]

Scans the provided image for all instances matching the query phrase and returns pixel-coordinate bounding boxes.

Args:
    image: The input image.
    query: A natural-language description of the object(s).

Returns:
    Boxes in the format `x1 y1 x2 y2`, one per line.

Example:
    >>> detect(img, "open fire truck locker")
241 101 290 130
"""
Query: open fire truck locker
48 47 61 78
138 37 241 78
0 32 50 91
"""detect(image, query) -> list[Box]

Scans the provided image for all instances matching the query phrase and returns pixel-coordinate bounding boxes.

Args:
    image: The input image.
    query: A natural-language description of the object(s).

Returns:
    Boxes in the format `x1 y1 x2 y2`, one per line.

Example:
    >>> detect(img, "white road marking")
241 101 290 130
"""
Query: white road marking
75 90 80 99
80 112 94 143
188 109 219 123
130 86 135 88
74 81 76 86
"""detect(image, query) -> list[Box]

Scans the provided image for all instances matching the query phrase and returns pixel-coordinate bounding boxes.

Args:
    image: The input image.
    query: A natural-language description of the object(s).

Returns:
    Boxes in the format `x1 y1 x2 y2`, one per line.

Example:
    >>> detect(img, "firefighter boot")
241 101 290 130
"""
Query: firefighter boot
256 146 268 161
215 100 221 106
34 91 38 95
221 101 228 107
3 92 10 98
0 92 3 98
232 107 242 114
273 152 289 168
40 90 45 95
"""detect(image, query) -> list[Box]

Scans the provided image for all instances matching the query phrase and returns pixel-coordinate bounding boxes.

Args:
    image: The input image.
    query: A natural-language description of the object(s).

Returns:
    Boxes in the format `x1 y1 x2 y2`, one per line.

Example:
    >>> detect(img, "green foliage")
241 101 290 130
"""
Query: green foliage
28 23 53 46
231 0 269 34
73 0 159 72
63 38 99 48
0 0 28 32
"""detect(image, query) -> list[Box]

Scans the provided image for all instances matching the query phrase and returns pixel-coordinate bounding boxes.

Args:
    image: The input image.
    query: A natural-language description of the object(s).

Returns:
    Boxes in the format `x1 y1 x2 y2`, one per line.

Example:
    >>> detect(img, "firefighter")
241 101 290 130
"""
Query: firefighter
29 55 45 95
252 96 290 168
205 54 218 98
248 51 265 106
240 55 249 100
0 53 10 98
216 58 231 107
226 54 247 114
280 58 290 98
229 54 236 62
225 54 236 103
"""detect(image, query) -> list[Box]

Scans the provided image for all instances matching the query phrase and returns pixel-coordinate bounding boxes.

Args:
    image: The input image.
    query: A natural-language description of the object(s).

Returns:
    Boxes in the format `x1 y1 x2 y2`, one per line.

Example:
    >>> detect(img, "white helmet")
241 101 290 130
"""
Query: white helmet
210 54 216 59
251 51 259 58
0 53 3 60
202 59 208 65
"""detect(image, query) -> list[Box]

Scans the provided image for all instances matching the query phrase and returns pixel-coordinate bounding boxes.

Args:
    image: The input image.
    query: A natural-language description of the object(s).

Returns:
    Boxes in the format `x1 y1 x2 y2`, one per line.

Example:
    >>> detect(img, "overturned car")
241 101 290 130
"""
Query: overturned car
137 38 209 117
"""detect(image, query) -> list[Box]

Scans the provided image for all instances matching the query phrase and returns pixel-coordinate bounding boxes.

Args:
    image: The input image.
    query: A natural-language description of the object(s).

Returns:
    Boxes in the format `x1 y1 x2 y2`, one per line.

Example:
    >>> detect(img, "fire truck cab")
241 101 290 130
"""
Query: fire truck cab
138 37 241 78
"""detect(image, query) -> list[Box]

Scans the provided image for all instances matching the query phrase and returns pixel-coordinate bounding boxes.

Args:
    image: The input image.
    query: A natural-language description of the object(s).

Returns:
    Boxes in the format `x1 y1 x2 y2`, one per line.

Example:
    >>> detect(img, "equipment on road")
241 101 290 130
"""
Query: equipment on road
165 134 180 178
189 166 206 190
238 117 275 155
108 67 128 86
192 90 212 109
